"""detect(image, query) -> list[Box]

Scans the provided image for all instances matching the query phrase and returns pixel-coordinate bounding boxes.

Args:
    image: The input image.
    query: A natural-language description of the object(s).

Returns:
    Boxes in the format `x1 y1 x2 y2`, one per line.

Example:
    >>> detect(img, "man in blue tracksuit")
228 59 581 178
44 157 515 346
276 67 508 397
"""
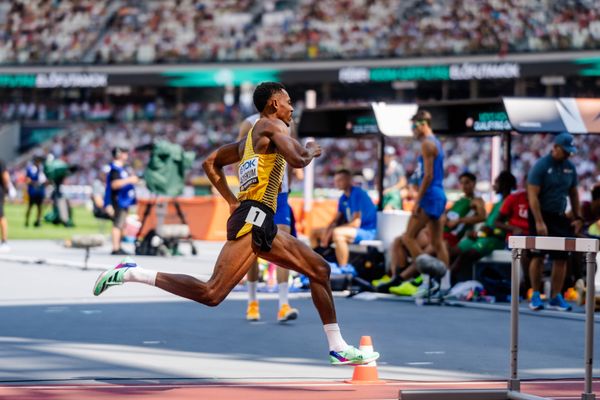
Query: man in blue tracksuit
105 147 138 255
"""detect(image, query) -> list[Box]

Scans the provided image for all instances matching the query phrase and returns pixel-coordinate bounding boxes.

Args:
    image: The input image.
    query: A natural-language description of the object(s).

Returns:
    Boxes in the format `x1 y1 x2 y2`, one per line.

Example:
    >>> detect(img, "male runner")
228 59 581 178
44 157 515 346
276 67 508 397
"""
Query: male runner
239 113 299 322
93 82 379 366
401 110 449 288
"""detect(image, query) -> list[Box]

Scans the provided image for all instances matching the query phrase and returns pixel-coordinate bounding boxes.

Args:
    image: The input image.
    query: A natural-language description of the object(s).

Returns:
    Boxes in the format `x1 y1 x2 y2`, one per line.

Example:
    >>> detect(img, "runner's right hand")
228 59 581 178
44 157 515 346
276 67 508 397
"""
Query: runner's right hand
306 141 322 158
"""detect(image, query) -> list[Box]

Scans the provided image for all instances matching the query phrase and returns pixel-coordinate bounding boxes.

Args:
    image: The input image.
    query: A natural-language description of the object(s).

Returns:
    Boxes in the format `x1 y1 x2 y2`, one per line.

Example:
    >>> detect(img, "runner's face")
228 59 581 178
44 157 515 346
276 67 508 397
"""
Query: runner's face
411 120 426 138
274 90 294 126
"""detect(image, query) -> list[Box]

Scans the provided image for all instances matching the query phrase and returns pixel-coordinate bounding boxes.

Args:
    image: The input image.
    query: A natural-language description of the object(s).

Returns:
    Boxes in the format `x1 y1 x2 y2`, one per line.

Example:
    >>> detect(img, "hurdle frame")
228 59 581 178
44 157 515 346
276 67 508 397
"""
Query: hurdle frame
399 236 597 400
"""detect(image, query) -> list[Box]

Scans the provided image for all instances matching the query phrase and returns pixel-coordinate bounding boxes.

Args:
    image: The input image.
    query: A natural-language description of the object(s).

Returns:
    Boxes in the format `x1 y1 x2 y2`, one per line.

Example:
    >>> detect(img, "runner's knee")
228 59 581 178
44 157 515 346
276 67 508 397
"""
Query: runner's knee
310 258 331 284
203 286 226 307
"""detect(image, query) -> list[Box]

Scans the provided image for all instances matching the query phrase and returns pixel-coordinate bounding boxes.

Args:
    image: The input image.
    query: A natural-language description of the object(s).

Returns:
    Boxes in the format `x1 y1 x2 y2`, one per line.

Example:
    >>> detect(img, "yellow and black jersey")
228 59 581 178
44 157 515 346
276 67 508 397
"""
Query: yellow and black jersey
237 124 286 213
226 123 286 249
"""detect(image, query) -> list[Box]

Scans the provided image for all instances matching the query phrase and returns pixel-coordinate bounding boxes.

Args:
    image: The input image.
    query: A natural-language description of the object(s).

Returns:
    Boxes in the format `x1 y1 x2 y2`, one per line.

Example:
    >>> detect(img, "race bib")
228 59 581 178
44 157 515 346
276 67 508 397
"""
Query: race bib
239 157 259 192
245 206 266 227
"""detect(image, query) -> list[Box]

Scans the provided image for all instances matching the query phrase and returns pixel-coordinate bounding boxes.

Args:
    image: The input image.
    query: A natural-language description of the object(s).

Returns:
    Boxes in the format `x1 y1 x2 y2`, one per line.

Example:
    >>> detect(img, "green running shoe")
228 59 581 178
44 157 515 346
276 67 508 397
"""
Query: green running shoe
93 258 137 296
389 280 420 296
413 275 424 285
329 346 380 366
371 274 391 287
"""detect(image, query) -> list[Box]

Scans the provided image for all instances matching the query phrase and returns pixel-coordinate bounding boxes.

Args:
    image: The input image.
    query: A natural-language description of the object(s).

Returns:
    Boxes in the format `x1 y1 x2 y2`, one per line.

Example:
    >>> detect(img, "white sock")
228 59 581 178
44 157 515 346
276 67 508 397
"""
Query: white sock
441 270 451 291
278 282 289 308
123 266 157 286
247 281 258 302
323 323 349 352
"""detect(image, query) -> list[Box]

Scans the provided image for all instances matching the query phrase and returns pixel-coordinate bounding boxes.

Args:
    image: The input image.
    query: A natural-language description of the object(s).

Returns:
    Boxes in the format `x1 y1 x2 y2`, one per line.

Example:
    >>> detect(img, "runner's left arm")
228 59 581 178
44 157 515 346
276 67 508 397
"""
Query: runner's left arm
203 141 243 208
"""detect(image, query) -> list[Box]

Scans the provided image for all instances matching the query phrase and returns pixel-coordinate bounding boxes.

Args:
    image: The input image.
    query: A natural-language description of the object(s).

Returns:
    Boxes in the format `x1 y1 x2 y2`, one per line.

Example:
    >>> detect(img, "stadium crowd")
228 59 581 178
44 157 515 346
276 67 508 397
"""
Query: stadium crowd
0 100 239 122
0 0 598 64
0 0 111 64
5 107 600 203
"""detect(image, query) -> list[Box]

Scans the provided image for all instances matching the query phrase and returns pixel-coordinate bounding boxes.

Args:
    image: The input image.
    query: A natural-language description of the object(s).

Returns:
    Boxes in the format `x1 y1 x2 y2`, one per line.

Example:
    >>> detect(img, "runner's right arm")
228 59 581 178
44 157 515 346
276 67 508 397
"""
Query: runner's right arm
203 141 244 210
264 120 321 168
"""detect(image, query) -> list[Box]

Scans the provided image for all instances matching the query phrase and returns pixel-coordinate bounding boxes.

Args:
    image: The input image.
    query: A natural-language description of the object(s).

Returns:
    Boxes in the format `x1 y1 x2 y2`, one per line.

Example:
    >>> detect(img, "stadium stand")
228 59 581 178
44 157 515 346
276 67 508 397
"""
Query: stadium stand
0 0 599 64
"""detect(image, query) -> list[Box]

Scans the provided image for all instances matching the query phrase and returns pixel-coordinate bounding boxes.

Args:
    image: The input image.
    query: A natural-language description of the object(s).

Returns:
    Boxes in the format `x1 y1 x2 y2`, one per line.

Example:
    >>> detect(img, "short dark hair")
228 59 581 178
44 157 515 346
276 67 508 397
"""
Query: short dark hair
334 169 352 177
253 82 286 112
112 146 129 159
411 109 432 125
459 172 477 182
497 170 517 192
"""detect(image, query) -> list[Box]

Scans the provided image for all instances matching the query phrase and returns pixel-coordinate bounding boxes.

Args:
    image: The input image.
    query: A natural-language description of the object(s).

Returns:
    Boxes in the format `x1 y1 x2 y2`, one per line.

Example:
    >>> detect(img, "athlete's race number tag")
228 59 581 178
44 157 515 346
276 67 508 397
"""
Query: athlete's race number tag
245 206 266 227
239 156 259 192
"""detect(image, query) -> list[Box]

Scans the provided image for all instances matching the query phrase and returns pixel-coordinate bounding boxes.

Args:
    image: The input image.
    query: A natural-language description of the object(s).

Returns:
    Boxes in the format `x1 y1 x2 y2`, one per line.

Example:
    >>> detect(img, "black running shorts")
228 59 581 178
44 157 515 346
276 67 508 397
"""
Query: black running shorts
528 210 574 260
227 200 278 252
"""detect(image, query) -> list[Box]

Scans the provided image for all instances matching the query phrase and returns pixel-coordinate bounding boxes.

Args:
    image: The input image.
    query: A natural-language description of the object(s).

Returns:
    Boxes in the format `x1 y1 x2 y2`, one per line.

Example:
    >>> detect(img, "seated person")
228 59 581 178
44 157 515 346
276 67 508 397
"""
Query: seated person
494 186 530 240
373 226 433 295
310 169 377 269
449 171 517 282
444 172 486 249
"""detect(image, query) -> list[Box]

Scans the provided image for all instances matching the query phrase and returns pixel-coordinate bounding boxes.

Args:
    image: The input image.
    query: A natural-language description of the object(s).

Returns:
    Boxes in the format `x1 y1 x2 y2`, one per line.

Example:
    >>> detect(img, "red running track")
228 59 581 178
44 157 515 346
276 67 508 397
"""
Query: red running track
0 379 598 400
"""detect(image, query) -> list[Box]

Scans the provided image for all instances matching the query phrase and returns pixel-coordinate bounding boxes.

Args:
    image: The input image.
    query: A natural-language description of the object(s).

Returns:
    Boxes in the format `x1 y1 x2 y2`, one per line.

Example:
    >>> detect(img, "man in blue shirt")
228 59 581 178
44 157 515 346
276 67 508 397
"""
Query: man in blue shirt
310 169 377 268
25 156 46 228
527 132 582 312
105 147 138 255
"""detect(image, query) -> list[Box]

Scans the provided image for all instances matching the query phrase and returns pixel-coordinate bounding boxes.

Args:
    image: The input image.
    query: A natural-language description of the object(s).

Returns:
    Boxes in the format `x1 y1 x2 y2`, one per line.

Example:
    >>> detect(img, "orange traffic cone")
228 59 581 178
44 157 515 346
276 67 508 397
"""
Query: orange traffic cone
345 336 385 384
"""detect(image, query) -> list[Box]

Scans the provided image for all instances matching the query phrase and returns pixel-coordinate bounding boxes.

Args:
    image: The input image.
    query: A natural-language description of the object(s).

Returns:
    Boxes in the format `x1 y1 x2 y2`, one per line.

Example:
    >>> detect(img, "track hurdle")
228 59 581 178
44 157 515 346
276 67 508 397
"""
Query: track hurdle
399 236 597 400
